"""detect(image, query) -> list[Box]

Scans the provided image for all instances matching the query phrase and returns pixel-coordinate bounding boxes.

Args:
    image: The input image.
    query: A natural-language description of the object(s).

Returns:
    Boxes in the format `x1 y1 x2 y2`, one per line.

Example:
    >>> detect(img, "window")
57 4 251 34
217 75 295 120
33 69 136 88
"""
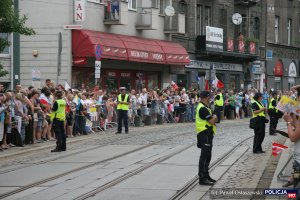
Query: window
196 4 202 35
253 17 260 40
159 0 165 15
275 16 279 43
288 18 292 45
127 0 136 10
152 0 159 8
0 33 10 55
205 6 211 26
179 0 186 14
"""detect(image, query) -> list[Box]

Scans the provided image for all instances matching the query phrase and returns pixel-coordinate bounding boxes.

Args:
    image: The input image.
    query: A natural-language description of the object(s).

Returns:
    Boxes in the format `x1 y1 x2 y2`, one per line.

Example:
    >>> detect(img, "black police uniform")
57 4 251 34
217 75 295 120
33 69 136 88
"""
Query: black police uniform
197 102 215 185
252 101 266 153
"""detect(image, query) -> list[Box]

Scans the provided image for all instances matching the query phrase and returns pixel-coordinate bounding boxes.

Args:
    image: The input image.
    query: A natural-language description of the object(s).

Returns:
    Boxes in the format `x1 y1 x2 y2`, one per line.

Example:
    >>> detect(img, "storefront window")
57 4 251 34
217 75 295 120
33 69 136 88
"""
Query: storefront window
105 71 118 93
120 72 131 91
135 72 145 92
148 74 158 90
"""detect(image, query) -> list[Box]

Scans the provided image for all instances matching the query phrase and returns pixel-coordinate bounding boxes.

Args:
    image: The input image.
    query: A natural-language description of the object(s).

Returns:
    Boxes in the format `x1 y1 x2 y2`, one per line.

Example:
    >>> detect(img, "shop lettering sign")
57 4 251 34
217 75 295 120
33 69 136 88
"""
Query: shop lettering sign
130 50 149 59
74 0 85 22
152 53 163 60
108 72 116 77
206 26 223 43
185 60 243 72
288 62 297 77
121 73 130 77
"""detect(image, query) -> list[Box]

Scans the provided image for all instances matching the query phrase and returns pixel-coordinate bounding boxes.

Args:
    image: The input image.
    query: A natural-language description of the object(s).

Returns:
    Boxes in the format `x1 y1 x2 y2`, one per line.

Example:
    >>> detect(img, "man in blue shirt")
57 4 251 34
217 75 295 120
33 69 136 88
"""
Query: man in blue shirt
262 88 269 107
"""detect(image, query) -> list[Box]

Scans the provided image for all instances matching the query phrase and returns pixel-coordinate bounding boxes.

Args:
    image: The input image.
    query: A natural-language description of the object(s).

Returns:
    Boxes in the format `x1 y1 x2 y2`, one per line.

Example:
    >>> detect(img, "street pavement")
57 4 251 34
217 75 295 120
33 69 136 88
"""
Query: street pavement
0 118 290 200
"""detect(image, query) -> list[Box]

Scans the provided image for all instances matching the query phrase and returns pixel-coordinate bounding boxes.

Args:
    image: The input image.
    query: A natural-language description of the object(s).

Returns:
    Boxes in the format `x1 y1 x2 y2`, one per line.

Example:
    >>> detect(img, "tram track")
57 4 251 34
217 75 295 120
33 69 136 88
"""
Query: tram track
169 135 254 200
0 127 194 199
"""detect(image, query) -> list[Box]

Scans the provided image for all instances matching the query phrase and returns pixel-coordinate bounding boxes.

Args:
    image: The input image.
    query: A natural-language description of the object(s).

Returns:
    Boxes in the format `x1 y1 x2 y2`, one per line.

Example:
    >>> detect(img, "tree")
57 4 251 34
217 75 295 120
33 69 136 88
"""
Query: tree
0 0 35 78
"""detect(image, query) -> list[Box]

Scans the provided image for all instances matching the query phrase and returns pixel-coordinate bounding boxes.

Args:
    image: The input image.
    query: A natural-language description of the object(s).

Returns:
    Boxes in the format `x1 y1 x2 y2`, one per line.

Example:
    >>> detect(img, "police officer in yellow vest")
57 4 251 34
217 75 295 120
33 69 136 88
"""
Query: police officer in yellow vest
214 89 224 123
251 92 267 154
116 87 130 134
51 90 67 152
268 91 281 136
196 91 217 185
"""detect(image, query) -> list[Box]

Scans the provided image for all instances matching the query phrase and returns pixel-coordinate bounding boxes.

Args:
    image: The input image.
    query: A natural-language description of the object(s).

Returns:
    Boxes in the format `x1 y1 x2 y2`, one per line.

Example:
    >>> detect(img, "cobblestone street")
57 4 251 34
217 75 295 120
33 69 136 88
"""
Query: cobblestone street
0 119 289 200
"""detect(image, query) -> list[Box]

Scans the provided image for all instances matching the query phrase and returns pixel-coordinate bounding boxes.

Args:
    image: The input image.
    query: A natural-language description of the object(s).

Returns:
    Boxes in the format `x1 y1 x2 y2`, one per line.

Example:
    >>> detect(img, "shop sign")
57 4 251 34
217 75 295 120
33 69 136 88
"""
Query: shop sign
274 60 284 76
227 39 233 52
95 61 101 79
108 72 116 77
130 50 149 59
170 65 185 74
238 41 245 53
74 0 85 22
186 60 243 72
121 72 130 77
288 62 297 77
73 57 87 65
266 50 273 60
289 77 295 83
274 77 281 81
252 61 263 74
205 26 223 51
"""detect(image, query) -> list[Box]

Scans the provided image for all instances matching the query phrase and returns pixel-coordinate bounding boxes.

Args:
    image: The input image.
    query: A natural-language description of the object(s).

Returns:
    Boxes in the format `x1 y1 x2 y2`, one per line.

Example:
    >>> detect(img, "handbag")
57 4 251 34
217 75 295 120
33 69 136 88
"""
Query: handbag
249 117 257 129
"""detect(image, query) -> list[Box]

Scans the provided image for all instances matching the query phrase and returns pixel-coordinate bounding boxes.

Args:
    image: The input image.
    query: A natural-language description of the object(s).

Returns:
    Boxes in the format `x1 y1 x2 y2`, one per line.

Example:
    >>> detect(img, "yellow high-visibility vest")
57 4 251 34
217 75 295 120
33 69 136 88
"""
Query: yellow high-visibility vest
252 100 266 118
268 98 278 113
117 94 129 110
195 102 216 134
51 99 66 121
214 93 224 106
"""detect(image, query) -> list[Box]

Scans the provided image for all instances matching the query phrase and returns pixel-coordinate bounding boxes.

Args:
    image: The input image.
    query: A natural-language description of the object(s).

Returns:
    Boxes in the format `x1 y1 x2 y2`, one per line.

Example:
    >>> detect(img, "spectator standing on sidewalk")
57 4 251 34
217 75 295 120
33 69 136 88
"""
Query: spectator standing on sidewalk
196 91 217 185
116 87 130 134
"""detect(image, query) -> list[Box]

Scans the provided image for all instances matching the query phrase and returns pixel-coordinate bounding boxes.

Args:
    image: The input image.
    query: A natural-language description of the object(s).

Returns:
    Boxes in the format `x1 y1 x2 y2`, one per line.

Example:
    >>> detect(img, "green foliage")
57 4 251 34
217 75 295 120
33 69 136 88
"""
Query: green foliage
0 0 35 78
244 37 259 43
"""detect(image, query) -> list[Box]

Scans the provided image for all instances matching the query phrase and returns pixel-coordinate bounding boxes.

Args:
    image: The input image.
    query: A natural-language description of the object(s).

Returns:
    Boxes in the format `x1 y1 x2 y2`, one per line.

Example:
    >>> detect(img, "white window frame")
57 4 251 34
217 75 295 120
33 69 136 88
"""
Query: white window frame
152 0 159 8
0 33 10 58
127 0 137 10
275 16 279 44
288 18 292 45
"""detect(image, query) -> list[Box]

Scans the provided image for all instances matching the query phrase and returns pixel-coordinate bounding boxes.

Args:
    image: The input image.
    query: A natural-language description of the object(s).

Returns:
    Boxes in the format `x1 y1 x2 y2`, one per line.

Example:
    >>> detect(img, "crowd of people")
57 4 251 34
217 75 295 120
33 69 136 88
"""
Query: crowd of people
0 78 298 152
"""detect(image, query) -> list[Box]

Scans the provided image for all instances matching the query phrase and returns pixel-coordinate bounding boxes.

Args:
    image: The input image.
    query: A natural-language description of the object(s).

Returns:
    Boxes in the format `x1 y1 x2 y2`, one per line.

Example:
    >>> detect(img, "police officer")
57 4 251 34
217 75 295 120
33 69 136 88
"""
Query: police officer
196 91 217 185
214 89 224 123
268 91 281 136
51 90 66 152
116 87 130 134
252 92 267 154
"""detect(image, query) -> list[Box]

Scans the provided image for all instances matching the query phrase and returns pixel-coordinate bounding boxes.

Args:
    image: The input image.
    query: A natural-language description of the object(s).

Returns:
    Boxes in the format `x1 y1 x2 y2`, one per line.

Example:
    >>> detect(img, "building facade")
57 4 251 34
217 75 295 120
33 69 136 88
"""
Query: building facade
264 0 300 91
0 0 189 91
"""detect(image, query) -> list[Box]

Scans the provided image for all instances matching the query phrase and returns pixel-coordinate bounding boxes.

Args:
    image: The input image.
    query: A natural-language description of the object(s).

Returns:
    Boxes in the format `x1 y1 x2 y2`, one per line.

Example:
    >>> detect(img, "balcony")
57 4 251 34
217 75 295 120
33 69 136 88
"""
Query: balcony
136 8 159 30
164 13 186 34
104 1 128 25
196 35 259 60
234 0 259 7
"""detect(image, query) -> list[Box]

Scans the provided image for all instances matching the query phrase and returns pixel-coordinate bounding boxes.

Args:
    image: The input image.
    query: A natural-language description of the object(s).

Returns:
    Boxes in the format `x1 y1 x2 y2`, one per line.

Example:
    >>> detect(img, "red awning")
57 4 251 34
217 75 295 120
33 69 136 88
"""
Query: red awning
72 30 190 65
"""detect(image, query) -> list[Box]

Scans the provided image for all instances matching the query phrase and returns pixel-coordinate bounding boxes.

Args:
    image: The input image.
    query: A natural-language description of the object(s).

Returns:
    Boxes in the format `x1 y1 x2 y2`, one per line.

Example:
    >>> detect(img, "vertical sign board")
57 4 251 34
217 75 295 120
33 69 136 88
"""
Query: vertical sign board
74 0 85 22
95 61 101 79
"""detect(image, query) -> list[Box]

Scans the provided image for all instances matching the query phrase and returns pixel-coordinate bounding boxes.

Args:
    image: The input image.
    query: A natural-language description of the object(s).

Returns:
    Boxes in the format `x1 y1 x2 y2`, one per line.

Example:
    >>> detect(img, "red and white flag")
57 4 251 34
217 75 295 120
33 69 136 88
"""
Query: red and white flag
212 76 224 89
171 81 179 90
272 142 288 156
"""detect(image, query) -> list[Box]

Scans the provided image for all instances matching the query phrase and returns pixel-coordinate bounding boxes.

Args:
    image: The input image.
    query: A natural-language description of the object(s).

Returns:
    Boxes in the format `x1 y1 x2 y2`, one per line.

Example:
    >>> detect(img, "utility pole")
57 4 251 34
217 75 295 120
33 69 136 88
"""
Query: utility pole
13 0 20 89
